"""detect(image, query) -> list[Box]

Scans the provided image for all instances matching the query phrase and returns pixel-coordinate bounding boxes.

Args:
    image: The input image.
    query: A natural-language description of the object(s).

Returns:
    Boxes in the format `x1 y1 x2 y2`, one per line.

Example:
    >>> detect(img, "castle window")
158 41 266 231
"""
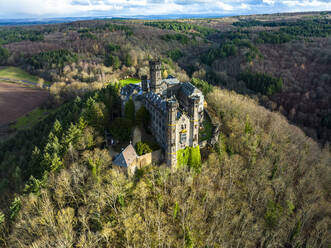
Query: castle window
180 133 187 144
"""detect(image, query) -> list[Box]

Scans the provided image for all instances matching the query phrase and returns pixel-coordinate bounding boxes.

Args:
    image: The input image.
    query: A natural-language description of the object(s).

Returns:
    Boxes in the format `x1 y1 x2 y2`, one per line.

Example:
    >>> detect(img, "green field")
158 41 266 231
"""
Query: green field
14 108 49 130
0 66 50 85
119 78 140 87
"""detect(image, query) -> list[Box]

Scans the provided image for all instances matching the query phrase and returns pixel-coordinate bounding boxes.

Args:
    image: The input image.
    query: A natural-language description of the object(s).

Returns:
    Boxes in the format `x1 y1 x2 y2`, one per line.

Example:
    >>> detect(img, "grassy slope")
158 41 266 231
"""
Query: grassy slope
14 108 49 130
0 67 50 85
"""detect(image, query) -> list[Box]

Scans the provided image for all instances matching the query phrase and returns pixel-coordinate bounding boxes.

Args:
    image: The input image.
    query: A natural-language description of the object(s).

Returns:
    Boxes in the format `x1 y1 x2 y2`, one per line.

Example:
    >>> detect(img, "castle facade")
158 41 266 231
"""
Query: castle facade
121 61 204 168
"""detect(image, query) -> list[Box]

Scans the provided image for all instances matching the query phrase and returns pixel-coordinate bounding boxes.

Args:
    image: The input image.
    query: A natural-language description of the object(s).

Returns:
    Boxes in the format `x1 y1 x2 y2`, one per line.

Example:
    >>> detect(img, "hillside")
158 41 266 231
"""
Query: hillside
0 12 330 247
0 12 330 143
0 84 329 247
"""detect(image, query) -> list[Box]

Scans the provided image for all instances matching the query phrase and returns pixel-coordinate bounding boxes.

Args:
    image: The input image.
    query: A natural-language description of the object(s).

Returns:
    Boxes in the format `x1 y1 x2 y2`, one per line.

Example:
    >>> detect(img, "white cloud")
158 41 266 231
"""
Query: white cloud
239 3 250 9
282 0 331 8
0 0 330 18
216 1 234 11
263 0 275 5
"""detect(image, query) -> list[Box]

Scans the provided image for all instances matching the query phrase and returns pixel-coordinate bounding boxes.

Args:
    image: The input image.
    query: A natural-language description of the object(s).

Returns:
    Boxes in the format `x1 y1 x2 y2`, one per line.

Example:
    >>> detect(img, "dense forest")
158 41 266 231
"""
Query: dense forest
0 83 330 247
0 12 330 247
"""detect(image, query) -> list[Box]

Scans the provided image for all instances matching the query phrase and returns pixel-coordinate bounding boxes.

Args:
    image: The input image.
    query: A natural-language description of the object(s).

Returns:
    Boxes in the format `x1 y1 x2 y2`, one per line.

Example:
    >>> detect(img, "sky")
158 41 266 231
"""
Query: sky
0 0 330 19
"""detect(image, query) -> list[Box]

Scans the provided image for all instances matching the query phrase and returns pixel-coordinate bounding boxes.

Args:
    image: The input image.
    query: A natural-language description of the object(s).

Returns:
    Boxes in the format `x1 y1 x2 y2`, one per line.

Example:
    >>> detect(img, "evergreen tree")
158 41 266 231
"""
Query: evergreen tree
0 46 9 64
125 53 133 67
136 106 150 130
113 55 120 69
105 55 121 69
52 119 63 138
125 98 135 123
83 97 108 132
109 118 133 141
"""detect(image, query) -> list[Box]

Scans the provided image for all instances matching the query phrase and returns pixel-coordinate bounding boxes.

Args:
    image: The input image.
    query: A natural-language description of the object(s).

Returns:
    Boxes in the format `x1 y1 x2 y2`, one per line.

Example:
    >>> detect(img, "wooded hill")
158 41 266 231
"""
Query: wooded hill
0 13 330 246
0 83 330 247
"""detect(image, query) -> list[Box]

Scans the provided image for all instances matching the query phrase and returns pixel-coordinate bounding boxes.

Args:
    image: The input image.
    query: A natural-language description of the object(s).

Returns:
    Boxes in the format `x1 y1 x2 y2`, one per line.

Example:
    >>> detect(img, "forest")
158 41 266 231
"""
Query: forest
0 11 330 247
0 83 330 247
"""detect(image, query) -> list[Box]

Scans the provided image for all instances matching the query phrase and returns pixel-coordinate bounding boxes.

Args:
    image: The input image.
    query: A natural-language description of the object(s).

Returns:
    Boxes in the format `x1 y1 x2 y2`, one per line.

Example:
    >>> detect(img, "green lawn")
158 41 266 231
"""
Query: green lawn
0 66 50 85
14 108 49 130
119 78 140 87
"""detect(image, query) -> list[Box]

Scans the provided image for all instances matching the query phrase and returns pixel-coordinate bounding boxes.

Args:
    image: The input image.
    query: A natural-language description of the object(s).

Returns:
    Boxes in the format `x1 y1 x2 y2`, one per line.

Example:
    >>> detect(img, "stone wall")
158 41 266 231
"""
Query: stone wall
204 109 221 146
128 149 164 175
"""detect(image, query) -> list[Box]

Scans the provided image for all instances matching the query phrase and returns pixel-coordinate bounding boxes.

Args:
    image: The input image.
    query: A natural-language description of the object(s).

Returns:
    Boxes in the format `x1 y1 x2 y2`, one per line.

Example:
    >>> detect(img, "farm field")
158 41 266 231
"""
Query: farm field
0 81 49 125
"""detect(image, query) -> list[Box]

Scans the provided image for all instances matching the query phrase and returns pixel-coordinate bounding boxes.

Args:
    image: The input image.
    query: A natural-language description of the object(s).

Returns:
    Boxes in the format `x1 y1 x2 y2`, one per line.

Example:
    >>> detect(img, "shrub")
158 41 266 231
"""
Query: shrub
9 197 21 220
177 146 201 172
135 142 152 156
192 78 213 96
264 201 283 229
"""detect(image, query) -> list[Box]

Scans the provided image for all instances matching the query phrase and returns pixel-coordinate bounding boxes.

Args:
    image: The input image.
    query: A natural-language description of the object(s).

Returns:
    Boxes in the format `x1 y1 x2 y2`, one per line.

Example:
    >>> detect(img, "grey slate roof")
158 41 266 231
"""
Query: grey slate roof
145 91 167 113
113 144 137 168
180 82 196 96
163 78 180 85
121 84 142 97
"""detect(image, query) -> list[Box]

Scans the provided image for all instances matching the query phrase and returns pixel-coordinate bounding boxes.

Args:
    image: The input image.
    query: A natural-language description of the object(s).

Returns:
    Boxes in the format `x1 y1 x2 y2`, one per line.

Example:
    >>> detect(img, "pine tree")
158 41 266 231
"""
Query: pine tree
125 98 135 123
125 53 133 67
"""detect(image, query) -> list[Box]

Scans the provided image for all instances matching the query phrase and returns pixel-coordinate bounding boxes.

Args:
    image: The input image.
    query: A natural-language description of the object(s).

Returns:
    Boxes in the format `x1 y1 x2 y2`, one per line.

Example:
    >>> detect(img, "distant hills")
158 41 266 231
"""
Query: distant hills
0 14 234 26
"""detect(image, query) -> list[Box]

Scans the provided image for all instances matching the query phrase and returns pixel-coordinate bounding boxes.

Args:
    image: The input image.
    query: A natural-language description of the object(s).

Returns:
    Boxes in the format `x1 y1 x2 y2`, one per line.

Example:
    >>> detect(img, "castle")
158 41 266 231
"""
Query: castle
121 61 204 168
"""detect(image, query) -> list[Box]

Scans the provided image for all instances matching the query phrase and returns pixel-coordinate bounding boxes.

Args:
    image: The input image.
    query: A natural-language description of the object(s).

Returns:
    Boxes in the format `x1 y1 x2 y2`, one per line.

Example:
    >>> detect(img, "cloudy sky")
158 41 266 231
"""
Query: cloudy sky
0 0 330 19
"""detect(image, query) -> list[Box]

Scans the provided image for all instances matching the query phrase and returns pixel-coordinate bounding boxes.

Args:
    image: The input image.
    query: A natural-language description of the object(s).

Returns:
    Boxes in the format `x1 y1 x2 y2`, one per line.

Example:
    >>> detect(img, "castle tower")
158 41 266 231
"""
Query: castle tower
149 60 162 94
141 75 148 93
166 99 178 168
190 96 200 147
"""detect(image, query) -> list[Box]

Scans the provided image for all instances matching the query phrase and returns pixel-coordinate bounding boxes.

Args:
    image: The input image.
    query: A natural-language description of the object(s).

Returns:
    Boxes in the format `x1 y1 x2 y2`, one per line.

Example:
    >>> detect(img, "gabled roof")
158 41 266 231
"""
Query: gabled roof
180 82 196 96
121 84 142 97
145 91 168 113
113 144 137 167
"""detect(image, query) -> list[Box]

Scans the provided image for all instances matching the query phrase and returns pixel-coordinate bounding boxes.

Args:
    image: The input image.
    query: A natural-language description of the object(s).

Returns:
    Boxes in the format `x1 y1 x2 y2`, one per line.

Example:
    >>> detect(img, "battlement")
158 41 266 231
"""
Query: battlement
149 60 162 70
